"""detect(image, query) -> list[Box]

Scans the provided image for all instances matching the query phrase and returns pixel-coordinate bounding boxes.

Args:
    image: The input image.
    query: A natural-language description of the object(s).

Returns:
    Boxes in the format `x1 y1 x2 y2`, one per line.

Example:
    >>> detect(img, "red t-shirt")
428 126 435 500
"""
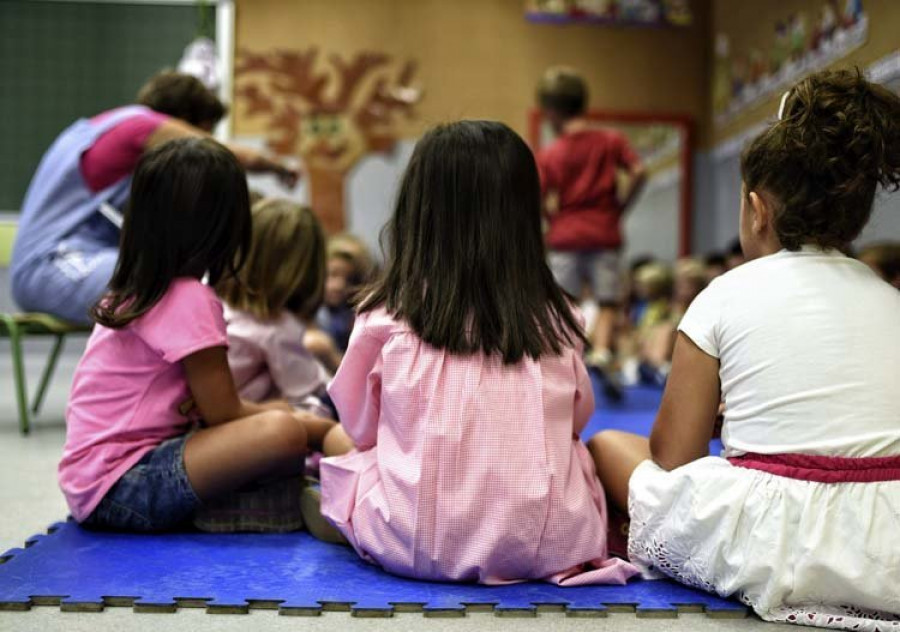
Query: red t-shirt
536 129 640 251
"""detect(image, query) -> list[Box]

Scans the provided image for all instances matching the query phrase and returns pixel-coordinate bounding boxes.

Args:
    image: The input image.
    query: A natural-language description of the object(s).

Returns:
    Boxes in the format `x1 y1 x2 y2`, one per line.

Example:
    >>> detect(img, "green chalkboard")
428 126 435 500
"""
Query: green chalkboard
0 1 212 210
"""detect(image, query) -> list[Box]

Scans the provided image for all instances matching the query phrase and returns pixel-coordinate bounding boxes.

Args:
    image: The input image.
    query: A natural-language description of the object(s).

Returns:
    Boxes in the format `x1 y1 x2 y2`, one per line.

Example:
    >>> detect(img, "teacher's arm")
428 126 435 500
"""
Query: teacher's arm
145 118 299 188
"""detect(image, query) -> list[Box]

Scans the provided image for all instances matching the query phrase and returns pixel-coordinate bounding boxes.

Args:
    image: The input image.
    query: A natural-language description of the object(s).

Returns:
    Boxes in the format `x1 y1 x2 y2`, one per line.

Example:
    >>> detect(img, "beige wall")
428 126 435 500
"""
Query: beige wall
711 0 900 145
233 0 711 143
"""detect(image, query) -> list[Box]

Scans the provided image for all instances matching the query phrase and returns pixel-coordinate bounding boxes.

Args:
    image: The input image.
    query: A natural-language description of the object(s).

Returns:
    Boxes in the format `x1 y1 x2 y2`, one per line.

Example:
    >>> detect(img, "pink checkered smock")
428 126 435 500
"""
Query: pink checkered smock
320 307 638 585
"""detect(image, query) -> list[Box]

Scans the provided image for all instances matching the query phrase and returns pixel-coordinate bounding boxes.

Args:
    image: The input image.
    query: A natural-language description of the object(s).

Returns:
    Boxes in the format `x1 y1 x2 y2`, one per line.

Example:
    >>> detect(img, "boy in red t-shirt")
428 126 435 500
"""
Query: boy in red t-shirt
535 67 646 386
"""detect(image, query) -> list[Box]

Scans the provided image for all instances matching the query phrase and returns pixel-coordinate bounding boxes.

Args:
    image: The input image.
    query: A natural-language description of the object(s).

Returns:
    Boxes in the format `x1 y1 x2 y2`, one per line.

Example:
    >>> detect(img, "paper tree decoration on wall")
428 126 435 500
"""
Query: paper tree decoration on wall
235 48 422 233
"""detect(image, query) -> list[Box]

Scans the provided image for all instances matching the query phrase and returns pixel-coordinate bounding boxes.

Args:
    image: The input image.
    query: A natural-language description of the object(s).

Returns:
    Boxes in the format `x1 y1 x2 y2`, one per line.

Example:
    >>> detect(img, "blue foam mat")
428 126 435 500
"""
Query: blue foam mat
0 521 745 615
0 380 742 616
583 379 724 455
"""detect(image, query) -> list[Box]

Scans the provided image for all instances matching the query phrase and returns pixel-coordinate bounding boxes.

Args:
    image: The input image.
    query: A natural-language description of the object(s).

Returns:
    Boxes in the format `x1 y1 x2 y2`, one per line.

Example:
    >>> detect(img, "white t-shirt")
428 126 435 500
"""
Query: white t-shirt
679 246 900 458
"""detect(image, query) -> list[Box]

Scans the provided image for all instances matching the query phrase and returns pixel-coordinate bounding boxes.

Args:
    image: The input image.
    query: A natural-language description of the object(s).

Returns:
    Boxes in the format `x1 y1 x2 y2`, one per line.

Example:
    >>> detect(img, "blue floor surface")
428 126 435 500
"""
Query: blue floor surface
583 378 724 455
0 521 745 616
0 380 741 616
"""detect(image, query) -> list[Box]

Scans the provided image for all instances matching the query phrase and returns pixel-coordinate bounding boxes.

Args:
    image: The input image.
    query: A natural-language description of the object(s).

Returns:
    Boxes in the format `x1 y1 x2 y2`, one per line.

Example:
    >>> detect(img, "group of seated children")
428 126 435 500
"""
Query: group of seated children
57 68 899 629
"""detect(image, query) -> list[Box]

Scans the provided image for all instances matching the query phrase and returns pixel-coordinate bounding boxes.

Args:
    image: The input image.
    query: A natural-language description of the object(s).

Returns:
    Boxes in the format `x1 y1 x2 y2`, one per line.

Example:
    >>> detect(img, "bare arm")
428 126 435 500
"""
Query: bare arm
649 332 720 470
182 346 286 426
145 119 299 187
619 163 647 214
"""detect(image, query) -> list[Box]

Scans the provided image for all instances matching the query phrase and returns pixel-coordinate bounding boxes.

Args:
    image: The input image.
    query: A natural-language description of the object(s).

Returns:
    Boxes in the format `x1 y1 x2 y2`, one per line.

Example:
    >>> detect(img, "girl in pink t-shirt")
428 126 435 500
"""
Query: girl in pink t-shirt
60 138 321 532
316 121 637 585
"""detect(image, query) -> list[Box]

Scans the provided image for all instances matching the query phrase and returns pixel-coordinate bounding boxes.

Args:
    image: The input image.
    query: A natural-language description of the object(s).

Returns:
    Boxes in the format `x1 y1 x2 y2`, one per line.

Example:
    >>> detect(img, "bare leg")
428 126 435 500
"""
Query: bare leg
323 424 354 456
587 430 651 514
295 411 337 453
183 410 307 502
590 305 618 356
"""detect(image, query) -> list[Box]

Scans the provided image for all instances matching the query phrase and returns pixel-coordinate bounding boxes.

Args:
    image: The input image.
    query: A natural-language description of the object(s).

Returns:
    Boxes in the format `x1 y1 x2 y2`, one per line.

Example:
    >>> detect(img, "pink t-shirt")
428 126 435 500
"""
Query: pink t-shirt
224 305 332 417
80 108 170 192
320 308 638 585
59 278 227 522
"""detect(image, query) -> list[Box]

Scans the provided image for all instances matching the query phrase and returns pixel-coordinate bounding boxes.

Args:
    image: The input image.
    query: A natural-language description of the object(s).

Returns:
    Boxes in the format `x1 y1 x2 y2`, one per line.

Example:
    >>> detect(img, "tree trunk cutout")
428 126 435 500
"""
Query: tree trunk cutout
235 49 422 233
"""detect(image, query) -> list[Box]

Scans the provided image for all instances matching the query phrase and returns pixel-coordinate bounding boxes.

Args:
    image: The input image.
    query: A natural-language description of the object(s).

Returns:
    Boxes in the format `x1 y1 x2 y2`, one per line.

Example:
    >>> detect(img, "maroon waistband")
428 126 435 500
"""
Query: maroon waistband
728 453 900 483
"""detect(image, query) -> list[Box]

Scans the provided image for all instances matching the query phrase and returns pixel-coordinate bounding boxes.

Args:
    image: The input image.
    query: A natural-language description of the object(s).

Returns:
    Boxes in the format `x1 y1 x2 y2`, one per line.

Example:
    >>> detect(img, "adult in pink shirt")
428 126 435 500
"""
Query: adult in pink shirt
11 71 298 324
319 120 637 586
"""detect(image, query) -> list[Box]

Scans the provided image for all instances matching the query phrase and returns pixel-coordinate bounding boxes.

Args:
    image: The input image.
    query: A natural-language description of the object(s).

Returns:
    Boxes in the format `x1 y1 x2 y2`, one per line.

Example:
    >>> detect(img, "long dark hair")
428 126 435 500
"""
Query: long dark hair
92 138 251 328
742 69 900 251
359 120 586 363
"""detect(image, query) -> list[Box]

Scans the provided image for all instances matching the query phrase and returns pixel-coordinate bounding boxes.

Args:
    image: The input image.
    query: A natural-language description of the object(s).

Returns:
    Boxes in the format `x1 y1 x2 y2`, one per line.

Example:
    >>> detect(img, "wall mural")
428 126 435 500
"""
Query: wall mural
713 0 867 129
235 48 422 233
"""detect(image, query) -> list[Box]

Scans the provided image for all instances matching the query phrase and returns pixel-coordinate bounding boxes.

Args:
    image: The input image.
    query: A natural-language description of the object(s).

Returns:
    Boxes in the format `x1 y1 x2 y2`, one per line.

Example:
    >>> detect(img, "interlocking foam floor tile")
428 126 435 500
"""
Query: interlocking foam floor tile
0 382 743 617
0 521 746 617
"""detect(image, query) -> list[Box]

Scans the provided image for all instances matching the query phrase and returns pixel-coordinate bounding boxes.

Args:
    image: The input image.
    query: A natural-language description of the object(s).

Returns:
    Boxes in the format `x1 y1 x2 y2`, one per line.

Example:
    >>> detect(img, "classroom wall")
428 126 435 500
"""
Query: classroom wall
693 0 900 254
232 0 711 142
709 0 900 146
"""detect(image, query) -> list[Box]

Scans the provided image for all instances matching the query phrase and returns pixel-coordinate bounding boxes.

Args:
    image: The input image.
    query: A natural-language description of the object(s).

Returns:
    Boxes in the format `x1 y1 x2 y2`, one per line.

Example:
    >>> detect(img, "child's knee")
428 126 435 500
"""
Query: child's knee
323 424 354 457
259 410 307 457
587 430 628 457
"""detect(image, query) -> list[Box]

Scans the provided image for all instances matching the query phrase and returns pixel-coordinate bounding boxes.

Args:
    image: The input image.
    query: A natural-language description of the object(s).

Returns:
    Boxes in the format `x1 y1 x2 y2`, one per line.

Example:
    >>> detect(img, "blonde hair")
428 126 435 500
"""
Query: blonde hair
217 199 326 320
635 262 673 298
674 257 707 285
327 233 375 284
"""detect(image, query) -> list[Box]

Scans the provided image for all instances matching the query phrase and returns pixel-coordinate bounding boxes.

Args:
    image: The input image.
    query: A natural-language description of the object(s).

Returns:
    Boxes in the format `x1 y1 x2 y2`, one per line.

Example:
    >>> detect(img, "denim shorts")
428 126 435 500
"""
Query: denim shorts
82 434 201 532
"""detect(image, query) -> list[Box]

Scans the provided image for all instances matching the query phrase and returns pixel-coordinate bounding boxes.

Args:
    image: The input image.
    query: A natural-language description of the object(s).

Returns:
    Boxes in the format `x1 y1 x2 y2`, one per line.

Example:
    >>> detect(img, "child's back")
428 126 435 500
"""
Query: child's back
687 248 900 457
224 305 331 416
539 128 637 251
324 308 630 584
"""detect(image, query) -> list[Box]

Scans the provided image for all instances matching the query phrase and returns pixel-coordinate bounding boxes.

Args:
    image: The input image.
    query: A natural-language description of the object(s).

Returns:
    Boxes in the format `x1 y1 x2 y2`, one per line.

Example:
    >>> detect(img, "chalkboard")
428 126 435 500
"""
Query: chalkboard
0 1 211 210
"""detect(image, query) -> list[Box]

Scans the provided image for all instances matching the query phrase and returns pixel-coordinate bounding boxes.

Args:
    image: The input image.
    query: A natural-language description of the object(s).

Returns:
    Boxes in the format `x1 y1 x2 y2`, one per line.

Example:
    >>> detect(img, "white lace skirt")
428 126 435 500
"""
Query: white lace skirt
628 457 900 630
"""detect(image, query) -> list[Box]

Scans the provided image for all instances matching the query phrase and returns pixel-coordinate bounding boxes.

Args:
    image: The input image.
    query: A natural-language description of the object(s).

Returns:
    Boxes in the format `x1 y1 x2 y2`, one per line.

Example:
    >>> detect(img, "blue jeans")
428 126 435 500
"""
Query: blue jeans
82 435 201 532
12 214 120 324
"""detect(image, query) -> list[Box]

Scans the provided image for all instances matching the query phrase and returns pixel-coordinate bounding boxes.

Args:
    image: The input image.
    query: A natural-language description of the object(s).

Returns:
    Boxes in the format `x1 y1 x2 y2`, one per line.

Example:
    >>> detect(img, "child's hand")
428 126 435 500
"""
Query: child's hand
293 411 337 453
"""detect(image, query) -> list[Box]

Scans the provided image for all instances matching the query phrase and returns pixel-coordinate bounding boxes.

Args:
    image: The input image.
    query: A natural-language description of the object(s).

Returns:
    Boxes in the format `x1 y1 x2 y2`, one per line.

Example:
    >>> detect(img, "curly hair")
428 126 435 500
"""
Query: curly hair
741 69 900 251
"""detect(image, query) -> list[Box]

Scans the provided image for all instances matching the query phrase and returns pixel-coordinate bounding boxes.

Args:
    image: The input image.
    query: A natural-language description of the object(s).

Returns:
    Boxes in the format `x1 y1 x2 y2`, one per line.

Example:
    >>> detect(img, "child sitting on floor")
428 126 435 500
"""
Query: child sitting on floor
589 69 900 628
638 258 707 384
314 120 638 586
305 234 375 373
216 198 350 456
59 138 321 532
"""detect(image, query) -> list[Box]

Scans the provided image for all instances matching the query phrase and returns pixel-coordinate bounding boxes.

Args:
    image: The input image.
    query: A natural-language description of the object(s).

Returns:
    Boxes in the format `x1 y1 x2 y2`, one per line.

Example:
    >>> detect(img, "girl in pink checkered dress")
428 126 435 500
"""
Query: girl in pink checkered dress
317 121 638 586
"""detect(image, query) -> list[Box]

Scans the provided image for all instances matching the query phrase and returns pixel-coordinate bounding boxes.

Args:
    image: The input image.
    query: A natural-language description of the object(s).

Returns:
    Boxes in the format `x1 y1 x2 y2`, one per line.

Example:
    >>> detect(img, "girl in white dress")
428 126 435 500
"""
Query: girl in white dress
589 69 900 630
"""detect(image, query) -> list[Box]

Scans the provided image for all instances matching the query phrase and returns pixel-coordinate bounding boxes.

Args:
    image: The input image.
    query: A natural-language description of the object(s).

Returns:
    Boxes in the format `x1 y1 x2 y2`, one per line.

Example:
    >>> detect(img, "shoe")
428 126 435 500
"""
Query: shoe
638 362 668 388
300 481 349 545
193 476 305 533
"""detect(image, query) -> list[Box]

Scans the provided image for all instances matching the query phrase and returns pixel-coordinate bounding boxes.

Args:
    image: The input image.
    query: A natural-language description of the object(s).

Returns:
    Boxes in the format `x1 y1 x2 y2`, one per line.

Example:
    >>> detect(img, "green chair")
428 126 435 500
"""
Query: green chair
0 221 93 434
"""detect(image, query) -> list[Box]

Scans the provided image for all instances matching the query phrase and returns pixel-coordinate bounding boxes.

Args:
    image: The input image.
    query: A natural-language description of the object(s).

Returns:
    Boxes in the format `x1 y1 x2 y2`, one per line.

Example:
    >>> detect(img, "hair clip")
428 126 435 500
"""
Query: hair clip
778 90 791 120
